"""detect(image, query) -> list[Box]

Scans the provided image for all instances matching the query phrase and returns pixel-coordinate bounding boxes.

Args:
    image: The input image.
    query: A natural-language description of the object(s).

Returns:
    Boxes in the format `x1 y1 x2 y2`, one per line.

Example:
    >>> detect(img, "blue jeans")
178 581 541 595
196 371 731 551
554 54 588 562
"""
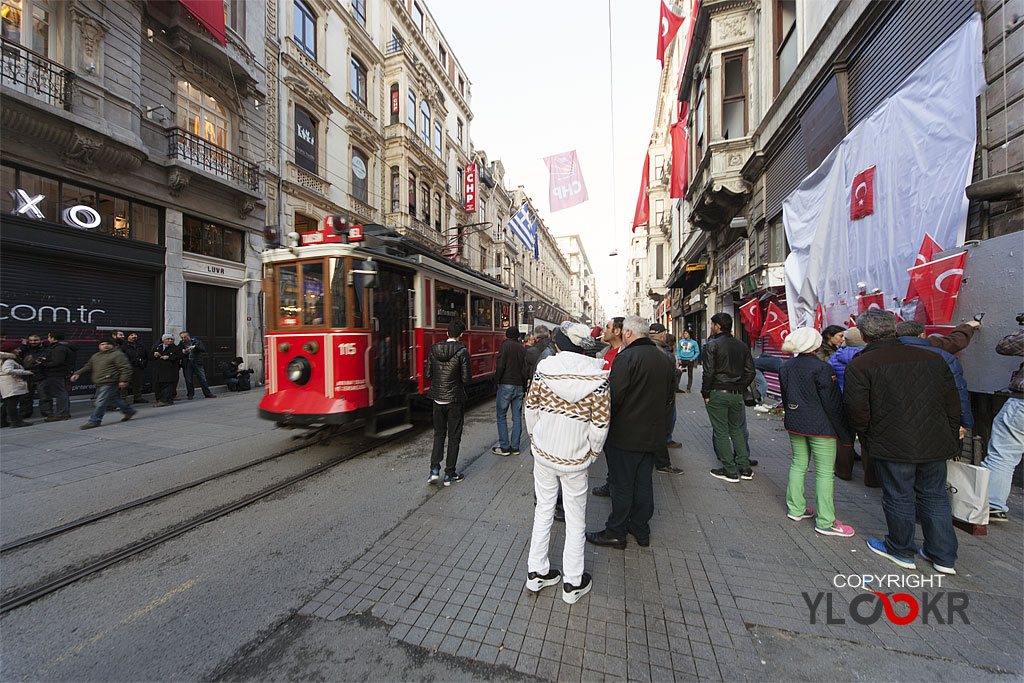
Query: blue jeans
982 398 1024 512
183 361 212 397
754 370 768 404
88 384 136 425
496 384 524 450
873 458 958 567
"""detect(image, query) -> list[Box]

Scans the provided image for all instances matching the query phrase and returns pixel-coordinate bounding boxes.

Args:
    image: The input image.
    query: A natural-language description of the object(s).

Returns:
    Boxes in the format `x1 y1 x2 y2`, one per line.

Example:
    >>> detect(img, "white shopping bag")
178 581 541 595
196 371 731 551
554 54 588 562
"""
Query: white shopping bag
946 459 991 525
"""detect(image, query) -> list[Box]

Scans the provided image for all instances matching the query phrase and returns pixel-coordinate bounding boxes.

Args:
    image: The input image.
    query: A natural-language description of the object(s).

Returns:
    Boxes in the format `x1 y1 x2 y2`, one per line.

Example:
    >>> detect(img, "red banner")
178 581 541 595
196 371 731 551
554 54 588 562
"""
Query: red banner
814 302 823 331
906 251 966 324
857 292 885 313
464 163 476 213
905 232 944 301
179 0 226 46
391 89 400 114
670 120 688 199
850 166 876 221
657 0 685 66
631 145 651 231
764 301 788 330
765 322 791 349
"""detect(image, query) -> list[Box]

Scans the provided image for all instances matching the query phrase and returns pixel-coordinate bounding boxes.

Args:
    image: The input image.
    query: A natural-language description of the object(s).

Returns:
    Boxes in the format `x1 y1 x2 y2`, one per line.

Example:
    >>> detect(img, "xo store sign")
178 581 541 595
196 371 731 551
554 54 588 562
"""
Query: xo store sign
10 189 103 230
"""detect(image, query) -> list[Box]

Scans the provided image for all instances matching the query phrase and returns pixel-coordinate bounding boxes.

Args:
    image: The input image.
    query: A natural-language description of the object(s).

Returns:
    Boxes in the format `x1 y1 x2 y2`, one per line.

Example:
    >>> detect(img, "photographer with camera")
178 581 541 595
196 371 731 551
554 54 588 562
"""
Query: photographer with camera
218 356 253 392
981 313 1024 522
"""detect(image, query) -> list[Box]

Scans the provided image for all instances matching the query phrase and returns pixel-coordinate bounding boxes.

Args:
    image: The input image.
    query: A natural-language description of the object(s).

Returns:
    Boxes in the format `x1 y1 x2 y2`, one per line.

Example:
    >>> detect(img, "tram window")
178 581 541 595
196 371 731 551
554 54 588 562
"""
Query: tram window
277 265 300 326
471 295 492 330
351 259 370 328
303 261 325 325
329 258 347 327
494 301 510 329
435 282 467 327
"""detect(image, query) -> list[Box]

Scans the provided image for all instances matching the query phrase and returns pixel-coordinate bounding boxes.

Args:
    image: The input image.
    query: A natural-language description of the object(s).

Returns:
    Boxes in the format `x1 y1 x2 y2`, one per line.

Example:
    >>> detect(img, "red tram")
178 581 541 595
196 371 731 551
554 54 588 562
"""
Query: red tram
259 221 516 433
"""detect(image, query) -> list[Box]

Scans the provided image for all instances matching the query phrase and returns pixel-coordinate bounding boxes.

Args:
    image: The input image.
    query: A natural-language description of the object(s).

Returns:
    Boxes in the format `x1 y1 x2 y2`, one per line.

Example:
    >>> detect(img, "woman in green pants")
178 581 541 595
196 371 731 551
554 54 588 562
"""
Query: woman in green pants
780 327 855 537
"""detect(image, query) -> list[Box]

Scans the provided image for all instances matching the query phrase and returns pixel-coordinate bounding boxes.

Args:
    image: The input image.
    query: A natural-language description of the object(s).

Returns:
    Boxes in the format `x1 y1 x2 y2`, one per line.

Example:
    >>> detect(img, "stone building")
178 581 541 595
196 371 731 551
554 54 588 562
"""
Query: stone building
555 234 599 326
1 0 267 391
509 187 571 329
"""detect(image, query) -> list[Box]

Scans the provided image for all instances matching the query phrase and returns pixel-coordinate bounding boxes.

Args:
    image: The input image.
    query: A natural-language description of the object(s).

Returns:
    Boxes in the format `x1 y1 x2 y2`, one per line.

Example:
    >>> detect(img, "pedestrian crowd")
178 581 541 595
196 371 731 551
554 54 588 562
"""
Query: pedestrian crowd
0 330 252 431
422 306 1021 605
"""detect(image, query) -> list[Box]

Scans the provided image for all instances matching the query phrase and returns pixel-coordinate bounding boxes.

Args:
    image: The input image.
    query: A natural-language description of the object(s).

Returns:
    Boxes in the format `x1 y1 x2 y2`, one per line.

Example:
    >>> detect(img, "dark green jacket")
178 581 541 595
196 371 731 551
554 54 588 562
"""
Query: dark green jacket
74 349 132 386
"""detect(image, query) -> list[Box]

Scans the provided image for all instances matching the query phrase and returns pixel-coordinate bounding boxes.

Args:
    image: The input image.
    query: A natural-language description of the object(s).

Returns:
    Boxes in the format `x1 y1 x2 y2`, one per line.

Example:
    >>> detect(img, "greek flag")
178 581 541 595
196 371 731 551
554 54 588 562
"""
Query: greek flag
508 203 538 260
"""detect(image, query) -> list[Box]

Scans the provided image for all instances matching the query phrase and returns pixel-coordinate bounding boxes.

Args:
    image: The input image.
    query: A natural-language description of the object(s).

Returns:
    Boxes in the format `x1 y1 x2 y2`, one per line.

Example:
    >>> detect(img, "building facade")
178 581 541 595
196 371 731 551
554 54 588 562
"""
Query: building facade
1 0 267 392
555 234 598 326
509 187 571 328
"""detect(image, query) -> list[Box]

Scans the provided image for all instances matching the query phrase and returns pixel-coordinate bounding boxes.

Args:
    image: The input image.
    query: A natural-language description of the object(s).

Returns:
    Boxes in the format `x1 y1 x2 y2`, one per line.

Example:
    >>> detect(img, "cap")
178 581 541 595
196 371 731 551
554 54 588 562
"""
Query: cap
782 327 823 355
553 322 603 354
844 327 865 347
649 322 667 333
0 341 20 353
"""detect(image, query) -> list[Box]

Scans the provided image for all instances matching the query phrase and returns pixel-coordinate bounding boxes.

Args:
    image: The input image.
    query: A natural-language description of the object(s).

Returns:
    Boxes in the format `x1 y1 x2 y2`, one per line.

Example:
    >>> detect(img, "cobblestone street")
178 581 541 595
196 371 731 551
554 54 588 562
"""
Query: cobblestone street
300 390 1023 681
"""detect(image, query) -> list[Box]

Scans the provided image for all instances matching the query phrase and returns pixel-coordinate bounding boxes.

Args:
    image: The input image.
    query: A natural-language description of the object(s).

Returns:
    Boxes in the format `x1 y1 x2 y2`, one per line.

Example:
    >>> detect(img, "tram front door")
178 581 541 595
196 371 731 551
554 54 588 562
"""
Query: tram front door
371 264 414 403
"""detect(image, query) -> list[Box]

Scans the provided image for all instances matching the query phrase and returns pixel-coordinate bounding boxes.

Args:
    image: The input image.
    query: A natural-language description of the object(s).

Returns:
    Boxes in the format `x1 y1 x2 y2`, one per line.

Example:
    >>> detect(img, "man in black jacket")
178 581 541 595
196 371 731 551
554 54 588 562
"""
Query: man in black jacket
121 332 148 403
424 319 472 486
844 310 960 575
178 331 216 399
493 327 528 456
524 325 553 385
37 331 75 421
586 315 674 549
702 312 756 483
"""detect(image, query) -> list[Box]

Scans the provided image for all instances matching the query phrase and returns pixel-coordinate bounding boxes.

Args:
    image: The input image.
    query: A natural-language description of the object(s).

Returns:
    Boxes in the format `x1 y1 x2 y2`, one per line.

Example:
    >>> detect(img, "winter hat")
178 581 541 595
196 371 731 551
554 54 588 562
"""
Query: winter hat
782 327 822 355
554 322 603 355
844 327 865 347
590 325 602 339
0 341 20 353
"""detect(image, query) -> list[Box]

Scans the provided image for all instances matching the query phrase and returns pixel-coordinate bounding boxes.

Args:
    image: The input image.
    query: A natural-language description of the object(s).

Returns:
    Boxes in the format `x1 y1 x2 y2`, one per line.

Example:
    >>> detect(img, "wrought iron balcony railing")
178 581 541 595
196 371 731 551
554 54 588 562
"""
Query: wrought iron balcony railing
167 127 260 192
0 36 74 109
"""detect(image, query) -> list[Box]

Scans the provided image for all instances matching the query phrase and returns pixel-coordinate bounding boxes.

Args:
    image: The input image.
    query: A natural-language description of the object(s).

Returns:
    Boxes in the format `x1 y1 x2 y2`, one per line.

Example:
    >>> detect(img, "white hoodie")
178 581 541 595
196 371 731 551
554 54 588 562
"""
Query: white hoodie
524 351 610 473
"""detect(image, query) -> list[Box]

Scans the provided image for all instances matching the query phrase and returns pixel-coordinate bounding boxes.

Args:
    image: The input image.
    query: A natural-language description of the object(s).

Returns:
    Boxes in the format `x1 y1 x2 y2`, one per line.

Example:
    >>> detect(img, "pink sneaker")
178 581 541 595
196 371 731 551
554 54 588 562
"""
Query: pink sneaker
816 520 855 537
787 507 815 521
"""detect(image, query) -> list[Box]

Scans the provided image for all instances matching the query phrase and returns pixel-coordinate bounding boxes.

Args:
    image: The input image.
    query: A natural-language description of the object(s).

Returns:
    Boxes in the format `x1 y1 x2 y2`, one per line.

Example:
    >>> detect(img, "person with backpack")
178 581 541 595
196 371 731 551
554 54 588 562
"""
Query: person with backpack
36 331 75 422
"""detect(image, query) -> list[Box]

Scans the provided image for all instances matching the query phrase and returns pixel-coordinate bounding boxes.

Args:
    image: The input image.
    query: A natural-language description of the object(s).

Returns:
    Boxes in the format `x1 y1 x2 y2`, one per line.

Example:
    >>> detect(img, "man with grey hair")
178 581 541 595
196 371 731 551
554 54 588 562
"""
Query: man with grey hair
844 309 961 575
587 315 674 549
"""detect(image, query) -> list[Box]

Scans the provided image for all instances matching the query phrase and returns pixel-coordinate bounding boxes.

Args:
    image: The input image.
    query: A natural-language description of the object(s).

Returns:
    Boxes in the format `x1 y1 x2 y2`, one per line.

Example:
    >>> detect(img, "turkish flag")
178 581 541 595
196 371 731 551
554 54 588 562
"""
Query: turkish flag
632 144 651 231
814 302 824 331
907 251 966 324
764 301 788 331
657 1 685 66
739 299 762 338
765 322 791 349
670 121 688 199
857 292 885 313
850 166 876 221
905 233 944 301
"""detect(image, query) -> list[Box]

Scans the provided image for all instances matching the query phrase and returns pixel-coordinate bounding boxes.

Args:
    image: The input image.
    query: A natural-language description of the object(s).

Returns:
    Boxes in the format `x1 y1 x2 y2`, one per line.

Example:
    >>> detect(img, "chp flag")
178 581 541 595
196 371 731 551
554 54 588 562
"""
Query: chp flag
509 203 539 260
543 150 589 212
781 16 985 330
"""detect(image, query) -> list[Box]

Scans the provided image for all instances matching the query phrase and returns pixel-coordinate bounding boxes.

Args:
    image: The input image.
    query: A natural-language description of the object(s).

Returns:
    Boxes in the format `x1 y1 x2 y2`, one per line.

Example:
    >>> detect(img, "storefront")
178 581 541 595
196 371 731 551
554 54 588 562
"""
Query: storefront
1 162 165 395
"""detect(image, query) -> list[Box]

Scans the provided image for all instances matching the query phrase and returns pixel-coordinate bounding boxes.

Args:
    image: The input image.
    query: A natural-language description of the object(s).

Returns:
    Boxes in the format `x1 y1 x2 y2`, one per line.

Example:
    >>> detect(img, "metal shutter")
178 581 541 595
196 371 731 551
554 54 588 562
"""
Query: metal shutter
765 126 809 220
847 0 975 128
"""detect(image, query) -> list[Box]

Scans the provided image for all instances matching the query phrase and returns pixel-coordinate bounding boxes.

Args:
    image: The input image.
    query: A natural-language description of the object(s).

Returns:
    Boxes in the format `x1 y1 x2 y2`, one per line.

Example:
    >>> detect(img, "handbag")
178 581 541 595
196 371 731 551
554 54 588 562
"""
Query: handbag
742 379 761 407
946 458 990 525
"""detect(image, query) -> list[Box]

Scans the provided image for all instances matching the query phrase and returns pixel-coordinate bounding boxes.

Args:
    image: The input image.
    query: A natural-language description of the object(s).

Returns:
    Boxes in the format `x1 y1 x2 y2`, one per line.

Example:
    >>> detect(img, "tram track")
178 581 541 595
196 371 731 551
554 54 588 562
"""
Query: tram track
0 424 421 615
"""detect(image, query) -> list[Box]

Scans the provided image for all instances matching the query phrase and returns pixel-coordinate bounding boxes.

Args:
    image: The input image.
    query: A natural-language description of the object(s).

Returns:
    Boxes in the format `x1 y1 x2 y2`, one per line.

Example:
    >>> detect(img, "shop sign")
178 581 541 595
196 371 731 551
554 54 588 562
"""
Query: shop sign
717 244 746 289
294 107 318 174
464 163 476 212
11 189 102 229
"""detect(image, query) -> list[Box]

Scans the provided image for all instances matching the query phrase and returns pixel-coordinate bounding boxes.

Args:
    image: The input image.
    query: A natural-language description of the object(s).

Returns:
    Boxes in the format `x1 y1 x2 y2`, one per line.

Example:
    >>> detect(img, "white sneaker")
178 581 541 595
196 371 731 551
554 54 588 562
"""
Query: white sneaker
753 405 771 414
526 569 561 592
562 572 592 604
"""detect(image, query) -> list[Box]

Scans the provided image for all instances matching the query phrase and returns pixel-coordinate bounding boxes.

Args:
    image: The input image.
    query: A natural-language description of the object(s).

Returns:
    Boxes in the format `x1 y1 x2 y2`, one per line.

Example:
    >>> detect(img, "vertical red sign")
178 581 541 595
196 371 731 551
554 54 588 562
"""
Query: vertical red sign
391 89 400 114
465 163 477 213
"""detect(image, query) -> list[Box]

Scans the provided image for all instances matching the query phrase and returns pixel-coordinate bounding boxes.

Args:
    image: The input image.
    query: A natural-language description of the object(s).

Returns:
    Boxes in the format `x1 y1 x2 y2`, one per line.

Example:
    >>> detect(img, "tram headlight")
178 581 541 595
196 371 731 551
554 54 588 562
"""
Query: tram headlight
285 356 312 386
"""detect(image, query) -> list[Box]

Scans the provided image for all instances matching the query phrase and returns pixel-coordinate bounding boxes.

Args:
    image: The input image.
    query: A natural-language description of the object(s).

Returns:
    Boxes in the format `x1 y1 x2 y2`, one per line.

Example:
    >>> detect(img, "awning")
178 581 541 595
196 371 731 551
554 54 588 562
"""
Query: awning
667 261 706 291
180 0 226 46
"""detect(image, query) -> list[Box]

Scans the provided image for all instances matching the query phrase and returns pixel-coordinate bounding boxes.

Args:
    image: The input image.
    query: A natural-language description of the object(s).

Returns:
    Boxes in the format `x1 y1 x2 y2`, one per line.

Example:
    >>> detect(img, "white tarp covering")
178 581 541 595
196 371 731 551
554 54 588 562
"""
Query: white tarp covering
782 14 986 329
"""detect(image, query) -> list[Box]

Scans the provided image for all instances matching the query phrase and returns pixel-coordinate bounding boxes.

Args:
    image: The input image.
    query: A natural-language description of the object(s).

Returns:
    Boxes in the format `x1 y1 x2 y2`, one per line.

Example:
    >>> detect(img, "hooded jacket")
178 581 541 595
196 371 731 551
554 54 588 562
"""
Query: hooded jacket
74 348 132 386
524 351 610 473
828 346 862 391
0 352 34 398
424 340 471 402
899 335 973 428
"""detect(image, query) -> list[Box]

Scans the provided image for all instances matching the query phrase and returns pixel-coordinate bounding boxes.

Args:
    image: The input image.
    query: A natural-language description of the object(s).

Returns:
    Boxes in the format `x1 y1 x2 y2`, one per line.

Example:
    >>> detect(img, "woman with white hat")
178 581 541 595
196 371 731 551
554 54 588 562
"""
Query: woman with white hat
780 327 855 537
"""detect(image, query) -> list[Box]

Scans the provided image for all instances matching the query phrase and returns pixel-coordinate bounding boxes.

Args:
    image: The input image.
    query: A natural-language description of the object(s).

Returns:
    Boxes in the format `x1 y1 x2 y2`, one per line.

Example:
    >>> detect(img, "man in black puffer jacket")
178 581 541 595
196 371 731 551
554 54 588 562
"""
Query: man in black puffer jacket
424 318 472 486
702 312 756 483
844 310 960 575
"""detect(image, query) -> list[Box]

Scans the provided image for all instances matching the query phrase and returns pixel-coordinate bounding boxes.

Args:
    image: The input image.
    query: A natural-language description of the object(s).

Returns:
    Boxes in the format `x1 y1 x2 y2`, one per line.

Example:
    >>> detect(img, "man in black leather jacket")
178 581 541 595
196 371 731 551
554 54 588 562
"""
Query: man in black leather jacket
424 318 472 486
702 312 756 483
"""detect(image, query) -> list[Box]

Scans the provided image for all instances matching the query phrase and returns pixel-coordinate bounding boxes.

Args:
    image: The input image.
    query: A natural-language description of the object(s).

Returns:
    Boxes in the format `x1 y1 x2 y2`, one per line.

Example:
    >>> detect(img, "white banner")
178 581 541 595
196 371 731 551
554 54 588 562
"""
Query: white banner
783 15 986 329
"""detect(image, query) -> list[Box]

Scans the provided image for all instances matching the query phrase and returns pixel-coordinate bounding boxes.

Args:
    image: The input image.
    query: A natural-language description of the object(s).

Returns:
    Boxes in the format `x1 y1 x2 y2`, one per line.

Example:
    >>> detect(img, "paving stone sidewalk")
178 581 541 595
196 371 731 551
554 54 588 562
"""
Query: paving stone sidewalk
300 390 1023 681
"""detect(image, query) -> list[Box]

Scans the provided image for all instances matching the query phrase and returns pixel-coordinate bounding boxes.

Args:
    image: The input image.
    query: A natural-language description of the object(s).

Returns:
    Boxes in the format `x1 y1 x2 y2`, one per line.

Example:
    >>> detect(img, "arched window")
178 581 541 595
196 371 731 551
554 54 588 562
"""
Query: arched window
420 182 429 223
433 121 442 156
176 80 230 148
389 83 399 125
390 166 400 212
351 55 367 105
407 89 416 129
351 148 368 202
420 100 430 145
433 192 441 231
408 171 416 216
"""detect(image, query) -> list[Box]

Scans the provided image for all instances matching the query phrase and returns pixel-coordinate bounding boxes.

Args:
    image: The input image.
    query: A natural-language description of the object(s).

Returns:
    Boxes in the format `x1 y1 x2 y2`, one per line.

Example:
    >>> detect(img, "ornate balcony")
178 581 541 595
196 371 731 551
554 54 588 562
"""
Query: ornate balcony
286 161 329 197
167 128 260 192
347 194 378 222
0 36 74 110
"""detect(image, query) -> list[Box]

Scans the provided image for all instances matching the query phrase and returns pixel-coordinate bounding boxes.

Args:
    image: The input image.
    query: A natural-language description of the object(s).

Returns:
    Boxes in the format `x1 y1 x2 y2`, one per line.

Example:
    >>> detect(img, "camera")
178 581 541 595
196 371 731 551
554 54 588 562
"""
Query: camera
1016 313 1024 326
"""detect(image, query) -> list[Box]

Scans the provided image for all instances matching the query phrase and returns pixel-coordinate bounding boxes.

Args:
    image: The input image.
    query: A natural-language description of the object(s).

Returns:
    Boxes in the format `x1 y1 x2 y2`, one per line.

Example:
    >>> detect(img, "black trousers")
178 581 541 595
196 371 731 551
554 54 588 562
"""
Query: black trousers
605 445 655 540
681 361 695 390
156 380 176 403
2 395 24 426
430 401 464 476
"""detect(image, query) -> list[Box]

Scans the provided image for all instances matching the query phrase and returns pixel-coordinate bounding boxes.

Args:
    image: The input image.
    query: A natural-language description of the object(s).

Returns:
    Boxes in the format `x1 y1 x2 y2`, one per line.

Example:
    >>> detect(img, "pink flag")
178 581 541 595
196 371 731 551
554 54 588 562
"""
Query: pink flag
543 150 589 212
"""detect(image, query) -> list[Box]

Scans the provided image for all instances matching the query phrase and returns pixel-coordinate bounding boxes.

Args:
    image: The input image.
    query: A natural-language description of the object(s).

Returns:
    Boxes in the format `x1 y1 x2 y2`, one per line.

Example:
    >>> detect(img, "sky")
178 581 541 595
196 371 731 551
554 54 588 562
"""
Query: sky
426 0 665 317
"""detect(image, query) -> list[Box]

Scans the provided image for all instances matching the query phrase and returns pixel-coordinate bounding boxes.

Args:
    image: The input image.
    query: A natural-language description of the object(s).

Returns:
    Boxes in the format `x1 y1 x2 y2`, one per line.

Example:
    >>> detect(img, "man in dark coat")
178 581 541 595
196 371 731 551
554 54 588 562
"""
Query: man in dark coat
897 320 973 436
17 334 46 418
493 327 529 456
178 331 216 399
586 315 674 549
151 334 183 406
702 312 756 482
524 325 553 385
424 319 472 486
121 332 149 404
844 310 961 575
649 323 684 475
37 331 76 421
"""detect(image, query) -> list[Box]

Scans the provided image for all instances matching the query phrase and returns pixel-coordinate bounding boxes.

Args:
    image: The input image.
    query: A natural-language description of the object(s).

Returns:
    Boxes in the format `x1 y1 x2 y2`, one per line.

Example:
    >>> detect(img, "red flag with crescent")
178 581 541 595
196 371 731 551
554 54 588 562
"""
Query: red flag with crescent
905 233 943 301
764 301 788 331
850 166 876 221
857 293 886 313
632 144 651 231
814 302 823 331
657 1 685 66
739 298 762 338
906 251 966 324
765 322 791 349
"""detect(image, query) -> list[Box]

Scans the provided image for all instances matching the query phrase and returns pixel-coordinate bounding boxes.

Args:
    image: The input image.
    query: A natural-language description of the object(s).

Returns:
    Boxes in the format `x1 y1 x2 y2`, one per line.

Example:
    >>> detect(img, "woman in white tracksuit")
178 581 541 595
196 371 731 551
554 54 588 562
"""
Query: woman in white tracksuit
524 322 609 604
